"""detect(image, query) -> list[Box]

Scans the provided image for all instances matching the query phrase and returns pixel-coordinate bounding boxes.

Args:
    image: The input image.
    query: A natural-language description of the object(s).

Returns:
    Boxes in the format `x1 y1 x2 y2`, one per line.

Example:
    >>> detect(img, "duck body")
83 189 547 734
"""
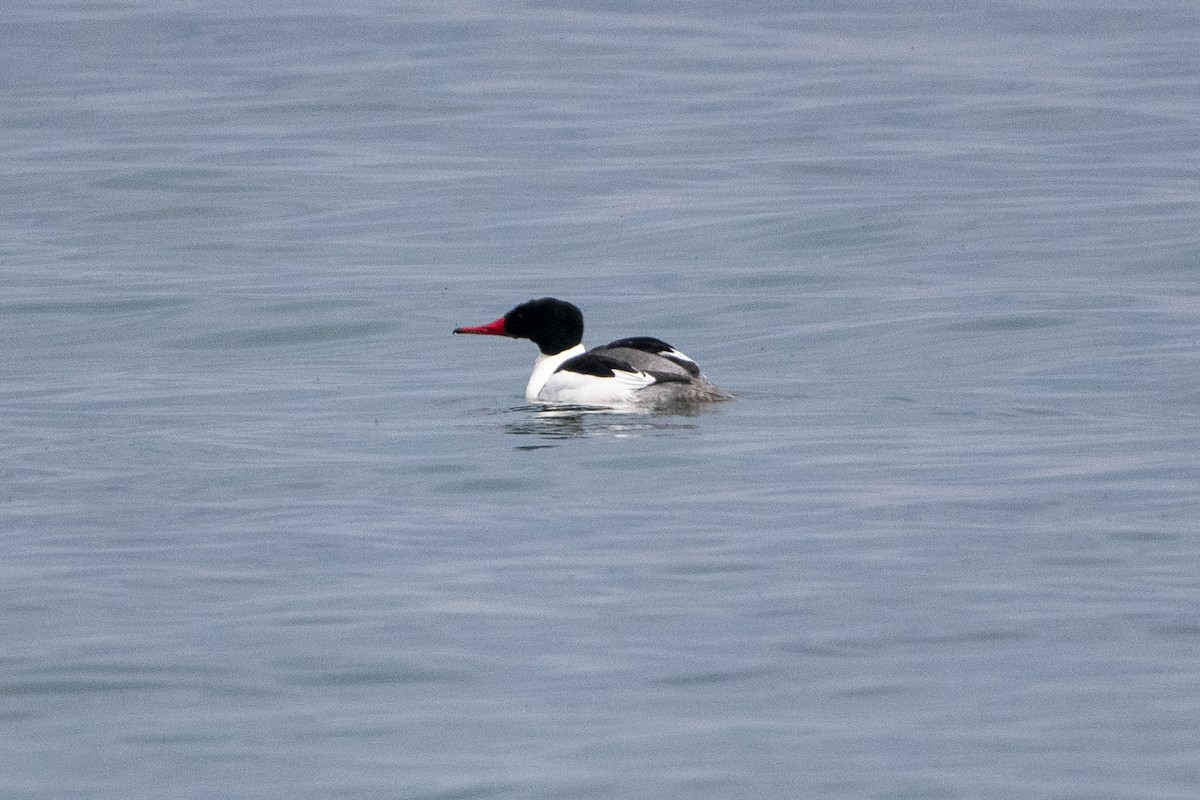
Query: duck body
454 298 732 407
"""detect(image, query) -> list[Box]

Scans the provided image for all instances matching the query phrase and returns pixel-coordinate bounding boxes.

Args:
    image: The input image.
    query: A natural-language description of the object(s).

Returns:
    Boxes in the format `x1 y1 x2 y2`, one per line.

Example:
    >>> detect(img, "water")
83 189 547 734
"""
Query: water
3 2 1199 798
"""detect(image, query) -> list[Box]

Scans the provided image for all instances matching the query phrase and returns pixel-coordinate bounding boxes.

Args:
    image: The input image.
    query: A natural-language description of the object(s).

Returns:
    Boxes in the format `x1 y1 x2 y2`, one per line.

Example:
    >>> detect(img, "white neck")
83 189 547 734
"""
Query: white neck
525 343 586 400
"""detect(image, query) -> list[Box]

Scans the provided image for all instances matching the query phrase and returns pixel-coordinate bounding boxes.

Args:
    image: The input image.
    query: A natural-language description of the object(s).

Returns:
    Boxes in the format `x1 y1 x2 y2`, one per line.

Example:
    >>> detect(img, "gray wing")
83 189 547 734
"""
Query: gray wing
590 337 701 380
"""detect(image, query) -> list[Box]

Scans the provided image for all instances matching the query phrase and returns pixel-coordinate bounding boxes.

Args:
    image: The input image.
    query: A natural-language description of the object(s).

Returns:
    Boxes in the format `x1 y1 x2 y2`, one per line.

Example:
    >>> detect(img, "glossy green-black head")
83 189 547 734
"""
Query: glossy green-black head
454 297 584 355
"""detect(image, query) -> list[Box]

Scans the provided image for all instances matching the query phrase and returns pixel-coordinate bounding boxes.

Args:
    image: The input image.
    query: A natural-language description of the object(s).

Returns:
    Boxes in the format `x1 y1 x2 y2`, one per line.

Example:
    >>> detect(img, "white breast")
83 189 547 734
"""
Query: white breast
524 344 586 400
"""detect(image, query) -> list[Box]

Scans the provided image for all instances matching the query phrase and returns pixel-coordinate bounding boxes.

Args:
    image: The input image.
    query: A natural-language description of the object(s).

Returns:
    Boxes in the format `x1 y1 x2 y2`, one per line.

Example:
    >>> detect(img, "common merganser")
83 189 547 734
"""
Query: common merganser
453 297 733 406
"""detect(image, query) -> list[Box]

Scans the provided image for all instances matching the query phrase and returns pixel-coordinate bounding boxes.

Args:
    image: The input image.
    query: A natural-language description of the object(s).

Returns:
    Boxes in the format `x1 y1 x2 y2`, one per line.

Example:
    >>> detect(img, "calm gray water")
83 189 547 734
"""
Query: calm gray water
3 2 1199 798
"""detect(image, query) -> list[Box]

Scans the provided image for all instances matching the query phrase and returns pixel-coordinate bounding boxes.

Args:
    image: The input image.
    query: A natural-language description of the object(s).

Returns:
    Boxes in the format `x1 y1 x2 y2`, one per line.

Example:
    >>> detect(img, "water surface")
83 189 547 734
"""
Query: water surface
2 2 1198 798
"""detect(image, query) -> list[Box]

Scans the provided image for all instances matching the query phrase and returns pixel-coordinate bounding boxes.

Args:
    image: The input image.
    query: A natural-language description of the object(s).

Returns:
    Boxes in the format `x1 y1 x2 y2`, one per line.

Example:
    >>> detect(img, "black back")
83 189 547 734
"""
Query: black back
556 352 690 385
593 337 701 377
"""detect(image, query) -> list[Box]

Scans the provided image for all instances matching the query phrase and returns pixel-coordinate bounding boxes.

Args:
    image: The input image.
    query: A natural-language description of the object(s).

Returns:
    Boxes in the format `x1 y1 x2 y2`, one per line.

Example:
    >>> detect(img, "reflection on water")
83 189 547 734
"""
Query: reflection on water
502 403 710 445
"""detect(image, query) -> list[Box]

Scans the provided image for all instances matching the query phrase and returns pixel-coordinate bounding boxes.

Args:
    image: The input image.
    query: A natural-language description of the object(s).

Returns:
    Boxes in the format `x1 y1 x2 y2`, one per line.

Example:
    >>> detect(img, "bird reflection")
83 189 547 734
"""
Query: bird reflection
502 403 708 445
